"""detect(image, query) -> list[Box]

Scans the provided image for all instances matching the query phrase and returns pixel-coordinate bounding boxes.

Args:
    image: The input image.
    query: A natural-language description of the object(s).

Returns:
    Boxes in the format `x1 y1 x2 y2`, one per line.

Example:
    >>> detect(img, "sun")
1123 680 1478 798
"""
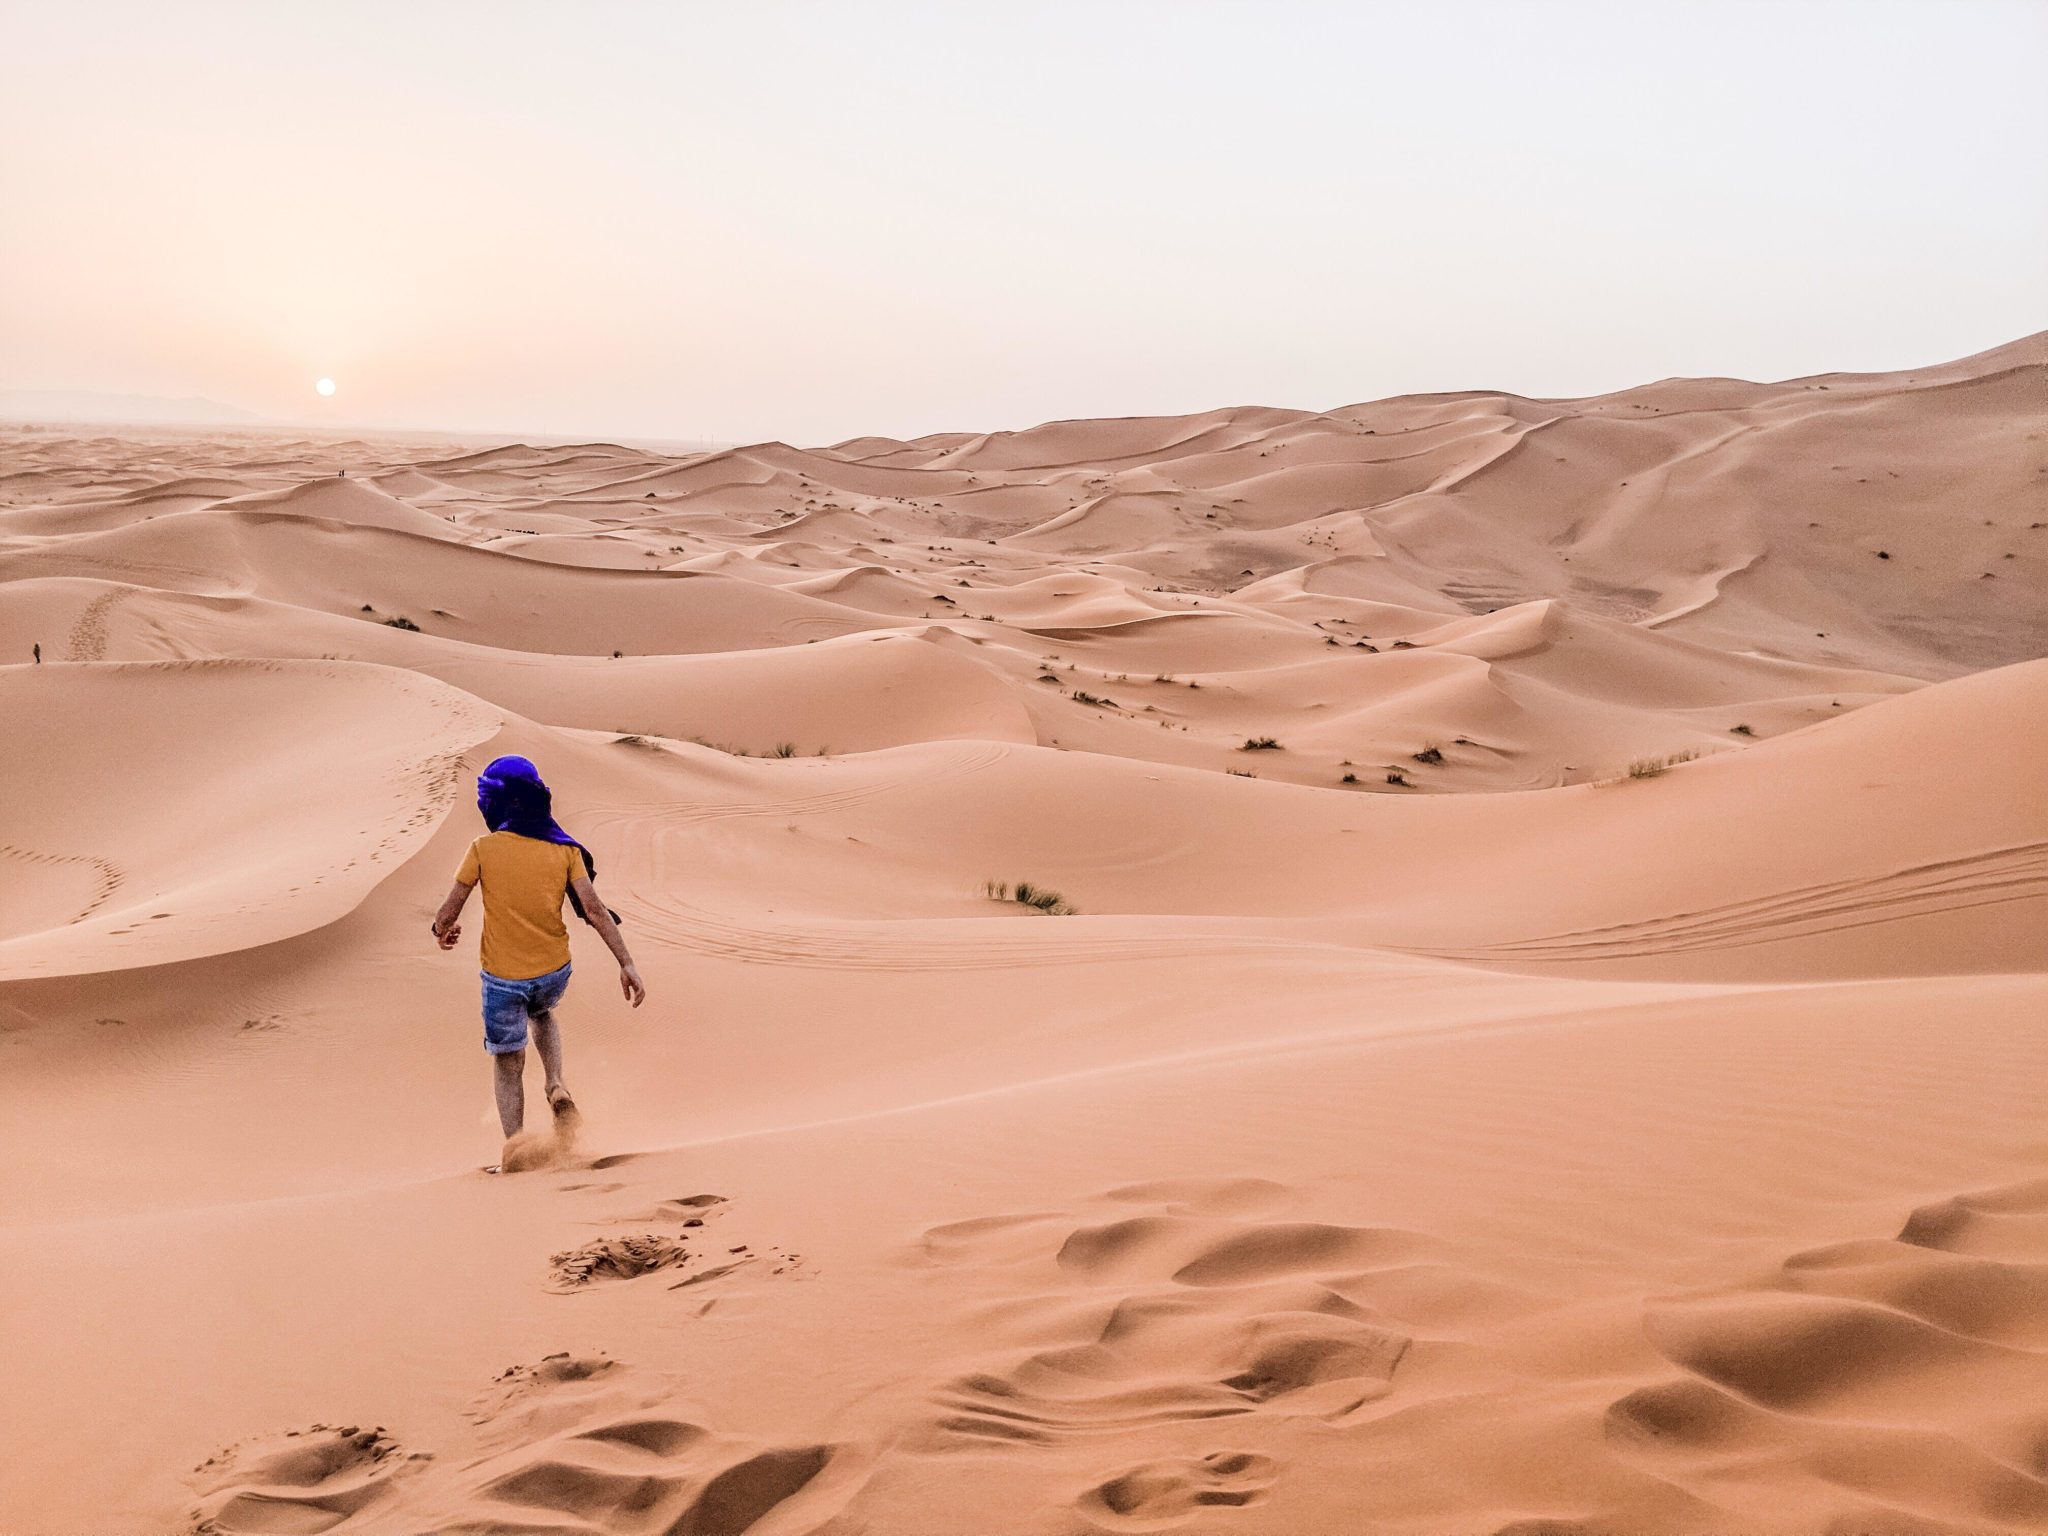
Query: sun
314 378 336 397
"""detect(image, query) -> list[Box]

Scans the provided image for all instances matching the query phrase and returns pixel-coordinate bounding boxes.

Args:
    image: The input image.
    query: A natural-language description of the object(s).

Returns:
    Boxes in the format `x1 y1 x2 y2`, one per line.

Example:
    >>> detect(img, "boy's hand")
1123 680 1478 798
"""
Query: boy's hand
620 962 647 1008
430 881 474 952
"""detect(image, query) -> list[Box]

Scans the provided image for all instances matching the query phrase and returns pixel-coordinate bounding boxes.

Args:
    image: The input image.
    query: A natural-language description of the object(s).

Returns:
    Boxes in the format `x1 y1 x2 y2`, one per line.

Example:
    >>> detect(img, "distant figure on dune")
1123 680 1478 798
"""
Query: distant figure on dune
431 755 645 1164
32 643 39 663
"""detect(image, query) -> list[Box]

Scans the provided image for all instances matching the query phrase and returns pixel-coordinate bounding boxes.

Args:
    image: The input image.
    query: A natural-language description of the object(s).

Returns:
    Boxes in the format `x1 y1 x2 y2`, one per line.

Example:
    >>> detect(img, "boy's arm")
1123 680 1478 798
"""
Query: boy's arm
431 880 473 951
570 874 646 1007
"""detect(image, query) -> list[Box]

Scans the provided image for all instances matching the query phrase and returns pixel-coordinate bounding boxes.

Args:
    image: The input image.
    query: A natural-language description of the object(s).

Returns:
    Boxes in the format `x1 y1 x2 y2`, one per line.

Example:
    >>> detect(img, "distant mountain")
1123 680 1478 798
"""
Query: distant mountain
0 389 274 426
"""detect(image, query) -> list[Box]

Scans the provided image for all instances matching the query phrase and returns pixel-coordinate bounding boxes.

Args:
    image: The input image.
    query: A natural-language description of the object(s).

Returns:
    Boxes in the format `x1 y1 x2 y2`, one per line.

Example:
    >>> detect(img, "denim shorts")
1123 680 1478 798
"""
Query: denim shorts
481 963 571 1054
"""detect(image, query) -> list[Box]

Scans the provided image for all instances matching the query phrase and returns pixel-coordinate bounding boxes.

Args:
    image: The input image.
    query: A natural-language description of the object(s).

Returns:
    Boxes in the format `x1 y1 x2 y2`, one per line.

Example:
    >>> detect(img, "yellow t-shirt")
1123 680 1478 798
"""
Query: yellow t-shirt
457 832 585 980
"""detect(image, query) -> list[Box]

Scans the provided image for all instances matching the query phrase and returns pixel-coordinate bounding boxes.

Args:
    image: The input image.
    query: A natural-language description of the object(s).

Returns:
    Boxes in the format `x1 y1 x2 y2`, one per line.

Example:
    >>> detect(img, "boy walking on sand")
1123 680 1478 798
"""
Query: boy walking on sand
431 756 644 1152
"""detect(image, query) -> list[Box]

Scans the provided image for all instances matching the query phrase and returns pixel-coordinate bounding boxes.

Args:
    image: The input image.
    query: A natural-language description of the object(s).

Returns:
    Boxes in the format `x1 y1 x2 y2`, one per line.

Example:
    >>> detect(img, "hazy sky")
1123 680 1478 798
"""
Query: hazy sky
4 1 2043 445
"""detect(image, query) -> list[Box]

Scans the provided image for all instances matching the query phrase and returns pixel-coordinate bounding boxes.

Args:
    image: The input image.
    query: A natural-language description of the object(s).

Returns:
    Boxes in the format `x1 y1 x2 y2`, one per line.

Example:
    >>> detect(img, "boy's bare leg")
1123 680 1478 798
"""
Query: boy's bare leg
493 1048 527 1138
532 1010 570 1107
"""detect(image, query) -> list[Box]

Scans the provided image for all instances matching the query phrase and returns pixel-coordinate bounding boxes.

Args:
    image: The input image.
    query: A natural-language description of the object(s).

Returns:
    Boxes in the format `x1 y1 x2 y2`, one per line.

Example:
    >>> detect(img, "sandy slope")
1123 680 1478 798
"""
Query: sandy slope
0 660 499 980
1 336 2045 1535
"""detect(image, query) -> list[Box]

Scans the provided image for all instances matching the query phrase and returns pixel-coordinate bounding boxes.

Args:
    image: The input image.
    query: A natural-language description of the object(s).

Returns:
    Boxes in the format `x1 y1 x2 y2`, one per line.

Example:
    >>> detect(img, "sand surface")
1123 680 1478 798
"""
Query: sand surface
2 336 2045 1534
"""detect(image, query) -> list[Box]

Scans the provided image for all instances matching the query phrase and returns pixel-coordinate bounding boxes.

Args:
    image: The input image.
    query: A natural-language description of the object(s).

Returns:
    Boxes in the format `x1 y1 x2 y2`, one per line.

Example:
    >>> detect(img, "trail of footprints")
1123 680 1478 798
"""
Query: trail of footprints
926 1215 1425 1447
185 1173 2048 1532
187 1190 822 1535
181 1178 1477 1535
913 1177 1537 1529
914 1173 2048 1532
920 1179 1474 1452
191 1356 844 1535
1607 1172 2048 1532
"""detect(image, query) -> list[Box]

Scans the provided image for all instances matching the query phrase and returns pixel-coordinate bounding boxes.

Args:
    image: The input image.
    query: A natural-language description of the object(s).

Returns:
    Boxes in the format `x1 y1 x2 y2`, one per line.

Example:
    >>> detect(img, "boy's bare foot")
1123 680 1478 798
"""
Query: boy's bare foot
547 1083 575 1114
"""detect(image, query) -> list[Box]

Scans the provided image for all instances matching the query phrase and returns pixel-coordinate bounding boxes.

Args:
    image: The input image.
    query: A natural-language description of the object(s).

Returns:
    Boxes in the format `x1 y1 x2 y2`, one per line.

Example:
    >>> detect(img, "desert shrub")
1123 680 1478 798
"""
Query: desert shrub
1413 746 1443 765
987 880 1075 915
1241 736 1282 751
1013 882 1073 914
1386 770 1409 786
773 742 797 758
1627 751 1700 779
1341 773 1359 784
383 616 421 631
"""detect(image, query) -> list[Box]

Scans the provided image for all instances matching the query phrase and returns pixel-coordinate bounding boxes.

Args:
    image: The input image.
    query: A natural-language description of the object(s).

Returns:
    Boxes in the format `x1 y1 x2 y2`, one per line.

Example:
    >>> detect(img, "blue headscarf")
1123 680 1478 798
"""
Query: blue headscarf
476 755 619 926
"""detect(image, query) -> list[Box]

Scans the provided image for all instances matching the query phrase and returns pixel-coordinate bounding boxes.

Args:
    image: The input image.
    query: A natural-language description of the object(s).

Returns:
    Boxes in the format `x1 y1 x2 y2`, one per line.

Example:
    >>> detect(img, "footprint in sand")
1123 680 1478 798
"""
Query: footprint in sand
1897 1173 2048 1261
497 1100 585 1173
187 1424 423 1534
1081 1449 1279 1529
549 1231 695 1288
465 1352 624 1440
453 1354 855 1534
542 1194 801 1291
474 1434 836 1536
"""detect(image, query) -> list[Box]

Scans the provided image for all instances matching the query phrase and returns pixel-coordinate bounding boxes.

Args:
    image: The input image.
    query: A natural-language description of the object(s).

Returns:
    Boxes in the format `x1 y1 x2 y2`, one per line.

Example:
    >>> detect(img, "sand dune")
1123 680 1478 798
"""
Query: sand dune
1 336 2045 1534
212 474 471 540
0 511 885 654
0 660 497 980
0 579 1032 754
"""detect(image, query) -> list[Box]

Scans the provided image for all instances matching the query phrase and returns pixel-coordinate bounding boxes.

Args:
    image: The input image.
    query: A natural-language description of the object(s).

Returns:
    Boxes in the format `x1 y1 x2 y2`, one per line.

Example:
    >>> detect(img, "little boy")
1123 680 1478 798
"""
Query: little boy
431 756 645 1147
